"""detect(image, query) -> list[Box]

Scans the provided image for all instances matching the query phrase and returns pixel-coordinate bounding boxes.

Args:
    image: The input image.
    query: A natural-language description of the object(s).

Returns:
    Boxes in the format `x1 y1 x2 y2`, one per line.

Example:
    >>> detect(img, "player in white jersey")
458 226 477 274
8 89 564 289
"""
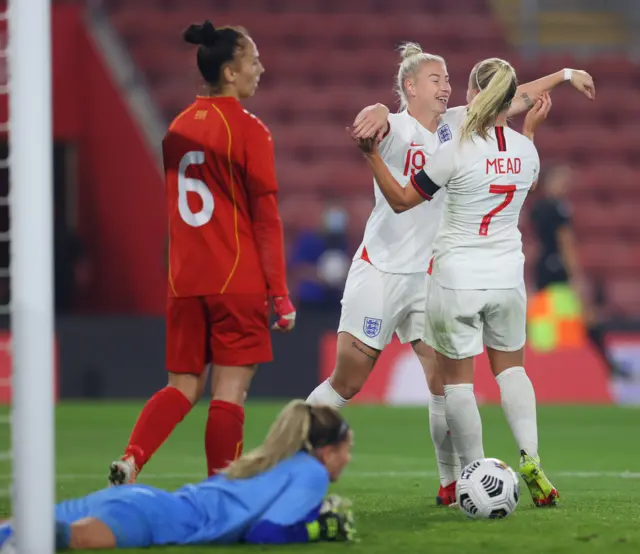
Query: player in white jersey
307 42 594 506
306 45 465 506
353 58 559 508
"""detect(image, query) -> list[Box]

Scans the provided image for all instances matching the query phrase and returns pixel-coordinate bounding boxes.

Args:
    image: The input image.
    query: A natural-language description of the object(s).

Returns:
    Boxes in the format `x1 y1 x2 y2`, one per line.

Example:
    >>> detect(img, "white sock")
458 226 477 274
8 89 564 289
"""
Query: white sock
429 394 461 486
496 366 538 458
444 384 484 468
306 379 348 408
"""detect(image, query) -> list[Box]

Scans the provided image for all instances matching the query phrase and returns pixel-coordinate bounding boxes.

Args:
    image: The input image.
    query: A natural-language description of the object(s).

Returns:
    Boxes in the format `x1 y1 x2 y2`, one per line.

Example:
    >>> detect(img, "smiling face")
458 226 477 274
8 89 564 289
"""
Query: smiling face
405 60 451 115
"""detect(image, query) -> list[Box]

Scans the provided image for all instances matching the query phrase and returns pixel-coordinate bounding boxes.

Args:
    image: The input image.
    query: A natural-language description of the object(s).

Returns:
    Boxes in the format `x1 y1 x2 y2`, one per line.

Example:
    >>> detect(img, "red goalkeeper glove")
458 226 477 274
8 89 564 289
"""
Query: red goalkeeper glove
272 296 296 332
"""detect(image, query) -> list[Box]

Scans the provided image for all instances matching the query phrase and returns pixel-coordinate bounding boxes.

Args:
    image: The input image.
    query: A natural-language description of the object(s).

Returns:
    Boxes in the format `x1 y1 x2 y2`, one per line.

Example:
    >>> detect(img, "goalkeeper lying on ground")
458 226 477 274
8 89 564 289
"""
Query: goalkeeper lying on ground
0 401 356 551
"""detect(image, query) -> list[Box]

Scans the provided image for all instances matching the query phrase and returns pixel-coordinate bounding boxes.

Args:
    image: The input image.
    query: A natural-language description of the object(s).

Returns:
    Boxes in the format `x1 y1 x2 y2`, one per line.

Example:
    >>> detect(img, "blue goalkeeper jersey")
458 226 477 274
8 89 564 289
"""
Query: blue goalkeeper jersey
1 452 330 549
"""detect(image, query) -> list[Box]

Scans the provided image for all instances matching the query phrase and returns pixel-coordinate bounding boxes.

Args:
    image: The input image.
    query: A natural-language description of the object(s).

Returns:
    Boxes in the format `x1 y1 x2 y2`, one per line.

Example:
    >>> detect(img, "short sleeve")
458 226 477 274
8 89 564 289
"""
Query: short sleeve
532 147 541 187
378 118 403 161
410 141 456 200
425 141 457 187
244 117 279 197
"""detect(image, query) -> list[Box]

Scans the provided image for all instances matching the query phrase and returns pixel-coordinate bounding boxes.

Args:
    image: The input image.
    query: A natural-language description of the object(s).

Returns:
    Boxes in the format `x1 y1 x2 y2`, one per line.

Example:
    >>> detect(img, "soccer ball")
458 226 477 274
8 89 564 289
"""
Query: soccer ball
456 458 520 519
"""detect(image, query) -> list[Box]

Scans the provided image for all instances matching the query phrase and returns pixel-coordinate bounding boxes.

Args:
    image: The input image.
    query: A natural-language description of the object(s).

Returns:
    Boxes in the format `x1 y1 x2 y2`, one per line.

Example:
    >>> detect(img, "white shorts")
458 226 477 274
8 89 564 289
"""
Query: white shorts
338 259 426 350
424 278 527 360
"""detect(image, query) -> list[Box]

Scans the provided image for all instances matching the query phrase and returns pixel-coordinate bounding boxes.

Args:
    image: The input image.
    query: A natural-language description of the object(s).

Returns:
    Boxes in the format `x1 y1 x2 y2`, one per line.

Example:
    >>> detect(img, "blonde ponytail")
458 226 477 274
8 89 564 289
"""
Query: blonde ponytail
460 58 517 142
395 42 446 110
224 400 311 479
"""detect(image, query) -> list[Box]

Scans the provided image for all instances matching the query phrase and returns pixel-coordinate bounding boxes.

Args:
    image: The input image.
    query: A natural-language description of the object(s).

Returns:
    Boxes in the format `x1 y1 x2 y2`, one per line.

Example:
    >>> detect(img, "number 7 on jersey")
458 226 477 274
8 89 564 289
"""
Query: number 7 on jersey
479 184 516 236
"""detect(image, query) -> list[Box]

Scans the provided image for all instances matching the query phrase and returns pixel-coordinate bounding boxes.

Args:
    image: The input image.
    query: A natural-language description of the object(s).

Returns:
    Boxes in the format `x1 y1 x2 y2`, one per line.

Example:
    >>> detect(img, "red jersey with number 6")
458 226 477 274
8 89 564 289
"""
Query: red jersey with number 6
163 96 288 298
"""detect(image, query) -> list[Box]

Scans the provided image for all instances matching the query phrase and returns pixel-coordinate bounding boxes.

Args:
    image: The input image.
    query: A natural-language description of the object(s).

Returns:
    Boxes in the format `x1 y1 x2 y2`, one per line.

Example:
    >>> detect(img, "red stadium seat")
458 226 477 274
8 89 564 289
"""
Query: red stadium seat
585 55 639 86
588 165 640 198
571 200 619 237
152 80 198 121
106 2 640 316
579 239 640 278
281 160 372 195
533 54 584 81
608 278 640 317
279 194 325 233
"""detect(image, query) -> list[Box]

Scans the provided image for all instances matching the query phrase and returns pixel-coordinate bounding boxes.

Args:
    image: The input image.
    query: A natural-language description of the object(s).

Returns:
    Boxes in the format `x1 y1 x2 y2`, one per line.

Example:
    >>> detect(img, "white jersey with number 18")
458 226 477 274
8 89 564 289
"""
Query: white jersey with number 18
419 125 540 290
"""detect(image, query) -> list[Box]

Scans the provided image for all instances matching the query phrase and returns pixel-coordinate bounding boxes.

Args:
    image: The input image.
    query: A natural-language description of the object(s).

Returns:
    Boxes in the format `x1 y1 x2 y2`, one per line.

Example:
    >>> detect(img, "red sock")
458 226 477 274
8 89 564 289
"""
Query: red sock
205 400 245 476
124 386 192 471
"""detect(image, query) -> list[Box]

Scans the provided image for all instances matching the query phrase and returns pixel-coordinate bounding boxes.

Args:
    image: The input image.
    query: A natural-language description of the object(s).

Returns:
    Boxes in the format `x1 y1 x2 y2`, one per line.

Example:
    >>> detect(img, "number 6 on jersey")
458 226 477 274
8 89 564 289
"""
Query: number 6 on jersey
178 151 215 227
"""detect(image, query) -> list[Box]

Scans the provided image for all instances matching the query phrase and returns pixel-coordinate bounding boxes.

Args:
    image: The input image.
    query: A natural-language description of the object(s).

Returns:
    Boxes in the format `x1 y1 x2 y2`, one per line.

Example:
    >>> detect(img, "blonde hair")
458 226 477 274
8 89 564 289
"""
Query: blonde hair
395 42 446 110
460 58 518 142
223 400 347 480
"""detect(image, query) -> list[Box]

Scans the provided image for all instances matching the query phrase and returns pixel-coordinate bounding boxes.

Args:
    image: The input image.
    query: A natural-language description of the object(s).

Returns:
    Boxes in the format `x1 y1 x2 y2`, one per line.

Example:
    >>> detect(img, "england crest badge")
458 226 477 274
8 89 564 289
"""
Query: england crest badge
363 317 382 338
437 124 452 143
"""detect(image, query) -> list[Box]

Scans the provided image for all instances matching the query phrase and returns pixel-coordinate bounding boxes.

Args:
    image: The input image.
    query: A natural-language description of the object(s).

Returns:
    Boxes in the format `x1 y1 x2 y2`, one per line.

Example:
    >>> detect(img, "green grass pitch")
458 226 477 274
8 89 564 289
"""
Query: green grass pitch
1 402 639 553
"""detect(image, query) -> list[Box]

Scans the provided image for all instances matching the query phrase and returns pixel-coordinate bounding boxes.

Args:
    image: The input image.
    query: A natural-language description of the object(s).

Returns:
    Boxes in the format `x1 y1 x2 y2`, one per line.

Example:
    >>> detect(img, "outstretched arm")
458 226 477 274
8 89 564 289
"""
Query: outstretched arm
509 68 595 116
244 514 317 544
245 496 356 544
521 92 552 191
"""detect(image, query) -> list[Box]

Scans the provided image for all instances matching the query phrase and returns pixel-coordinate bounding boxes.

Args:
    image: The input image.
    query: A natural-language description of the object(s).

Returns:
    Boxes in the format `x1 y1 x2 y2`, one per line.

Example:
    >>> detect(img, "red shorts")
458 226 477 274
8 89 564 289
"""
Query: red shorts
166 294 273 374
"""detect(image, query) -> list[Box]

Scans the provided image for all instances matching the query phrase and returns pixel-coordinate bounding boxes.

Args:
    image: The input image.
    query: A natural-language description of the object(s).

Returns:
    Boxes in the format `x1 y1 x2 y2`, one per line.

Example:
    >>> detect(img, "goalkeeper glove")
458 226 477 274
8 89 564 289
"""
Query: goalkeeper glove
307 495 356 542
272 296 296 331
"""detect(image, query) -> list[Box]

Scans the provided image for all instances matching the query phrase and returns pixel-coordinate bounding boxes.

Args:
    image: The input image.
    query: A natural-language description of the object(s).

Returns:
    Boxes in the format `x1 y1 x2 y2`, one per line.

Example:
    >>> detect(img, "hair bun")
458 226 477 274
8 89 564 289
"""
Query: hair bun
183 20 218 47
398 42 423 60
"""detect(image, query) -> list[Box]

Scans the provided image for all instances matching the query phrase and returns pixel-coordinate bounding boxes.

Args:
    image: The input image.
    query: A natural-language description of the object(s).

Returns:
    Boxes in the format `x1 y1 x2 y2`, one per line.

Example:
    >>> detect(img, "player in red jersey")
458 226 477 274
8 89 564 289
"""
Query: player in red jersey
108 20 296 485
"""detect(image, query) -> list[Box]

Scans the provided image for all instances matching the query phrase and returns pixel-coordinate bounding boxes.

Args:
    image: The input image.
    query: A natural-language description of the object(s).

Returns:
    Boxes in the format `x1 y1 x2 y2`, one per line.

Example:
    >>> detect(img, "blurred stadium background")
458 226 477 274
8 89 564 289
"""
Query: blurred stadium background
0 0 639 406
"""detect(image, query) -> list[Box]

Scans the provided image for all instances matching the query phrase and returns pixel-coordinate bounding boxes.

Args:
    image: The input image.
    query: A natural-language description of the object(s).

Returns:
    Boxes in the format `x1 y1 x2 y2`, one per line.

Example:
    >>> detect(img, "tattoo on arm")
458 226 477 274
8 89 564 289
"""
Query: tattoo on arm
521 92 534 108
351 341 379 364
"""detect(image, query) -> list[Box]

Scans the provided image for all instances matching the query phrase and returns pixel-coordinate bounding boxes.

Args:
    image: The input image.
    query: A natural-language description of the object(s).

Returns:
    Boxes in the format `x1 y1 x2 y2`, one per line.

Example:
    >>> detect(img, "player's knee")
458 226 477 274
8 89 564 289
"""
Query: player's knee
211 388 246 405
211 365 256 405
426 370 445 396
330 333 379 399
328 375 355 400
330 357 370 400
412 341 444 394
329 374 363 400
167 373 202 406
486 347 525 377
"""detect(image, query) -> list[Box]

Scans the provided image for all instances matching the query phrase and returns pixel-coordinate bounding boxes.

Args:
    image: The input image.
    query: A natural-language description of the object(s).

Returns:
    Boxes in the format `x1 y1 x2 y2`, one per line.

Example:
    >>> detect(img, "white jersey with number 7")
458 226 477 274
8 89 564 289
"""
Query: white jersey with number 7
416 125 539 290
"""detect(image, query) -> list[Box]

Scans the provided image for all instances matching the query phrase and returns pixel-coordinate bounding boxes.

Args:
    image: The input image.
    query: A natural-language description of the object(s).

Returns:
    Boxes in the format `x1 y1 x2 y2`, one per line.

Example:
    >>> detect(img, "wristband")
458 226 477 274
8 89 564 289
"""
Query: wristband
273 296 295 316
564 68 573 81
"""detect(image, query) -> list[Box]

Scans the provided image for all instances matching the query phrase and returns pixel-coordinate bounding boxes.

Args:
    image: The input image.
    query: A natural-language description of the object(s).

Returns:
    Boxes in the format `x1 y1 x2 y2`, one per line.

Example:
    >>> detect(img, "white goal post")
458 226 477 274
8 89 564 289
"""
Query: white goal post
8 0 55 552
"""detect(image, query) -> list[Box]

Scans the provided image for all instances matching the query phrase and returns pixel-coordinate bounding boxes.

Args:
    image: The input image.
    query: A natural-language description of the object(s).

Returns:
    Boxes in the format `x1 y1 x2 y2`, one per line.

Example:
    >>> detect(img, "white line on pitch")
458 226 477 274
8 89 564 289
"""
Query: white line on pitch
351 470 640 479
0 470 638 481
